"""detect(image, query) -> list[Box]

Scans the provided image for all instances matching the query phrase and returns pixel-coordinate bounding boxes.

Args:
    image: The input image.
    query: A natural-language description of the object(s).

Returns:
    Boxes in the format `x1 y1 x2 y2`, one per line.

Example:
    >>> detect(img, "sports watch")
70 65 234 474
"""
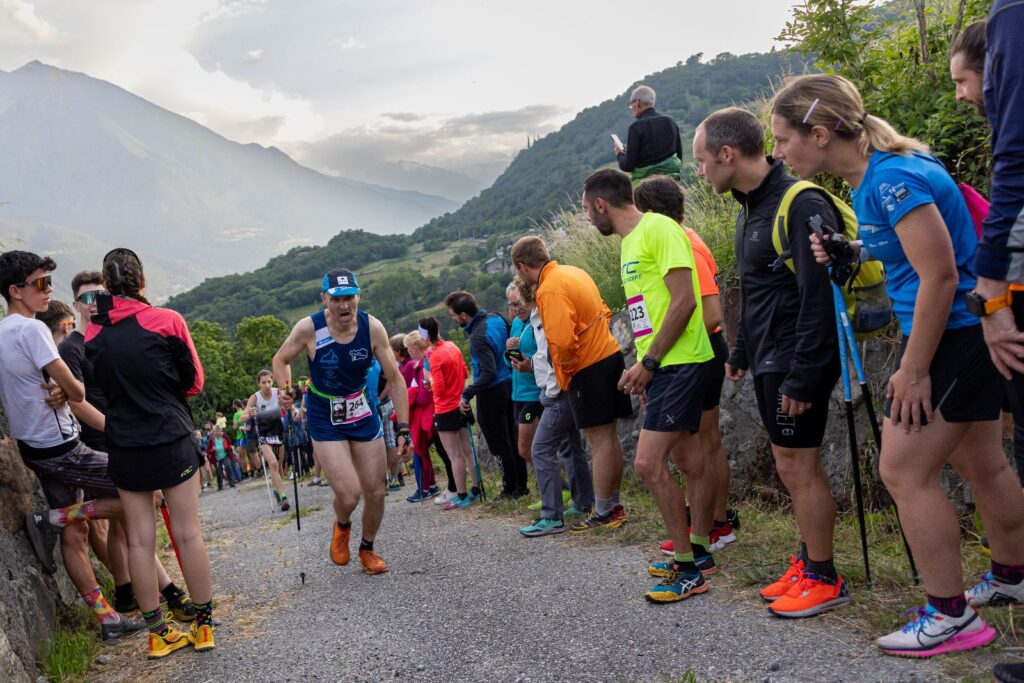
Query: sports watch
965 291 1012 317
641 355 660 372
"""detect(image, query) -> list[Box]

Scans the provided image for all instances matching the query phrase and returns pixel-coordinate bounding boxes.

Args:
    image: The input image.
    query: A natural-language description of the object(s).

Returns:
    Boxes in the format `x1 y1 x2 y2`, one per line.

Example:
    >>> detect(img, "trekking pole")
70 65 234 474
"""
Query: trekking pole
159 500 184 571
833 284 872 587
466 421 486 501
835 291 920 585
251 418 277 513
287 418 301 532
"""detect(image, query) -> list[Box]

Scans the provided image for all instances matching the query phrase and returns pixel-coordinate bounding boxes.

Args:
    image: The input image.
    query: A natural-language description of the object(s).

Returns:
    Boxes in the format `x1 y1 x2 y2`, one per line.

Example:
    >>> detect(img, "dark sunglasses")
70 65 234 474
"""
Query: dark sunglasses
16 275 52 292
75 290 109 305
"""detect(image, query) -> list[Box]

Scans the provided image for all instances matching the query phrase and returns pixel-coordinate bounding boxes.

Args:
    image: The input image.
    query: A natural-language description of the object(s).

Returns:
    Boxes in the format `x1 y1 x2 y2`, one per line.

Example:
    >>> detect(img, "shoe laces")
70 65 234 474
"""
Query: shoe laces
790 572 825 594
900 606 936 634
968 571 996 596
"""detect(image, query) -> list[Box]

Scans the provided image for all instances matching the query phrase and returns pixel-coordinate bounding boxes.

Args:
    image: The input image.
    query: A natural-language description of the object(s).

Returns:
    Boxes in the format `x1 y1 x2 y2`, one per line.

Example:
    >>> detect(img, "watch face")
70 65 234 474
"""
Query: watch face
642 357 658 371
965 292 986 317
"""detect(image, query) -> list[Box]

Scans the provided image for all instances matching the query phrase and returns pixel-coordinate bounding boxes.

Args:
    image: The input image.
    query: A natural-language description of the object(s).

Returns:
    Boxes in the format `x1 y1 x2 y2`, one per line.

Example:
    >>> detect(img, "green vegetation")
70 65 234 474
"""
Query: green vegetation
38 605 101 683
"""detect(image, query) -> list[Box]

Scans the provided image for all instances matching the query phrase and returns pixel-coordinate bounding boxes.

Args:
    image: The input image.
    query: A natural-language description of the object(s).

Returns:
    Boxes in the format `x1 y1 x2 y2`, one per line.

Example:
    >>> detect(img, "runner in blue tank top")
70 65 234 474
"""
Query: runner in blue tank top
272 268 411 575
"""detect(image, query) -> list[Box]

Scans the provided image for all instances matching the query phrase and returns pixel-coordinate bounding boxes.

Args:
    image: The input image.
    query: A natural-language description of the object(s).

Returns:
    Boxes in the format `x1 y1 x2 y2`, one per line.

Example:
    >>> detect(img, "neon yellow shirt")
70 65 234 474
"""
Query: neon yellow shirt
620 212 713 367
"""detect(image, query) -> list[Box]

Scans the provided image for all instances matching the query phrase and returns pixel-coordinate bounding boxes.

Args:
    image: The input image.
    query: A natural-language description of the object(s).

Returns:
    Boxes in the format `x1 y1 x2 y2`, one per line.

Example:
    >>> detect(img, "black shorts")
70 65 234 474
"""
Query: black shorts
884 324 1001 424
754 369 839 449
23 441 119 509
702 331 728 411
515 401 543 425
568 352 634 429
107 432 203 492
434 408 468 433
643 362 709 433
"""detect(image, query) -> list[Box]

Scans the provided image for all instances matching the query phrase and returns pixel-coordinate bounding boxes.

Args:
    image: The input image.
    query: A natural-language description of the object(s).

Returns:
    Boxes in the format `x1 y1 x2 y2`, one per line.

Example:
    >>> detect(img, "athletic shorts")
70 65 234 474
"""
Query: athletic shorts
702 331 728 411
884 324 1001 424
107 432 203 492
643 362 709 433
306 393 384 443
379 400 397 448
22 441 119 508
515 401 543 425
568 352 634 430
435 407 468 433
236 435 248 448
754 367 839 449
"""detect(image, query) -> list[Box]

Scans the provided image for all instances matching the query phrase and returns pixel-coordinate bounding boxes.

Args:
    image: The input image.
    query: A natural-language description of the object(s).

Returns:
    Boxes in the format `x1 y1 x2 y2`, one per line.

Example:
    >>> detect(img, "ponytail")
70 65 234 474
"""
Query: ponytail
102 247 149 304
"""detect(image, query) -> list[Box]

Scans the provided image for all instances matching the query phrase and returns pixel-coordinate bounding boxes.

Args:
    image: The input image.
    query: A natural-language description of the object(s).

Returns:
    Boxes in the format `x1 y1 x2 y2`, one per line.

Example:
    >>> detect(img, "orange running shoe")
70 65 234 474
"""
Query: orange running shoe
359 549 388 575
330 522 350 566
759 555 805 602
768 573 850 618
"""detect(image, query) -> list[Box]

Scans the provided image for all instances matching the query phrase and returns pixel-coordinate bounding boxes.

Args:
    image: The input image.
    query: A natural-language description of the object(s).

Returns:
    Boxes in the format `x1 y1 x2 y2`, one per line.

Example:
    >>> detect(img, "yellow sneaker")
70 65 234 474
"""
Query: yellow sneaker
147 626 190 659
188 621 216 652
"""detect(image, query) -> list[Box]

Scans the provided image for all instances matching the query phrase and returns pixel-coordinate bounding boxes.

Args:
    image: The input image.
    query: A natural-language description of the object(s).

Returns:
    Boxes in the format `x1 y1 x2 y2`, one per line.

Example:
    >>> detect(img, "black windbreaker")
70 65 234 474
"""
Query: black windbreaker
727 160 839 401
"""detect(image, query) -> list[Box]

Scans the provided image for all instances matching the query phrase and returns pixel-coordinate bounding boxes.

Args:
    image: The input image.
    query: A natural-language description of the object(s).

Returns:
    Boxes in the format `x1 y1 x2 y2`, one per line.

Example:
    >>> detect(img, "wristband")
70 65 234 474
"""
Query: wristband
396 422 410 430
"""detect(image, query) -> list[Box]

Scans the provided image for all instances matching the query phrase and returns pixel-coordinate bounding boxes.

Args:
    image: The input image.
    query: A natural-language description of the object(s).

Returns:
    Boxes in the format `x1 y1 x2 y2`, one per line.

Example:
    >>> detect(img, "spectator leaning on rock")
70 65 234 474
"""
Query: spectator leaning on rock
614 85 683 187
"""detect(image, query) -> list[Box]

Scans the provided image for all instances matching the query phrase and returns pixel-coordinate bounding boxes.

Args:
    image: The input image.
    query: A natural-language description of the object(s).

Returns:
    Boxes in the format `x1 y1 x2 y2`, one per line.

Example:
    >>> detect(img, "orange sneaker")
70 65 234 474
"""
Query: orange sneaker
759 555 805 602
359 549 388 575
330 522 350 566
768 573 850 618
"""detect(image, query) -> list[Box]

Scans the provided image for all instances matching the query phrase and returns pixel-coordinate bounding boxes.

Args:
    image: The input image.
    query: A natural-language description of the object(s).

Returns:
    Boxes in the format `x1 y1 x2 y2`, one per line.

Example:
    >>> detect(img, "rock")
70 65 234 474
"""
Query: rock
95 654 112 665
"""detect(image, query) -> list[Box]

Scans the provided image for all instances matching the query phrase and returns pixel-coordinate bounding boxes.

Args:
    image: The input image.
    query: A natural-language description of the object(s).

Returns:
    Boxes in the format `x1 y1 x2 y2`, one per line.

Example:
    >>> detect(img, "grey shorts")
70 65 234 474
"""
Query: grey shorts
379 400 397 448
24 441 119 508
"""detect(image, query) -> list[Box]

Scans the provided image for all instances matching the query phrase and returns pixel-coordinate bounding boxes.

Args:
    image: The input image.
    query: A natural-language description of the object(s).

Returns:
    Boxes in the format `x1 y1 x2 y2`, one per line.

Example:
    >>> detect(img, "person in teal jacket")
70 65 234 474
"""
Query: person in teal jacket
504 282 542 468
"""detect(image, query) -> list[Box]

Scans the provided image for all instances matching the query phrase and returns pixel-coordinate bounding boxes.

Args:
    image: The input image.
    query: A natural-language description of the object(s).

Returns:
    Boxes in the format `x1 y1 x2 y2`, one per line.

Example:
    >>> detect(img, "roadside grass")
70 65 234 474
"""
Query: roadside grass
275 505 323 528
38 604 101 683
475 470 1018 681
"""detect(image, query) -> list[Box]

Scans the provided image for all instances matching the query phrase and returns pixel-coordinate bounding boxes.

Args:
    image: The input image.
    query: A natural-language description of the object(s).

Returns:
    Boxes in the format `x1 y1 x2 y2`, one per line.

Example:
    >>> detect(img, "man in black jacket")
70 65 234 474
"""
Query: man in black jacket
694 107 847 619
615 85 683 186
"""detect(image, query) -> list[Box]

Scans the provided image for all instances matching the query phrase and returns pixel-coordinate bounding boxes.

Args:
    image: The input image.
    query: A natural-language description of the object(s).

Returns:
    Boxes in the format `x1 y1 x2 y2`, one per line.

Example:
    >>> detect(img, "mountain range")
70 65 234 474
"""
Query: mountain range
0 61 458 299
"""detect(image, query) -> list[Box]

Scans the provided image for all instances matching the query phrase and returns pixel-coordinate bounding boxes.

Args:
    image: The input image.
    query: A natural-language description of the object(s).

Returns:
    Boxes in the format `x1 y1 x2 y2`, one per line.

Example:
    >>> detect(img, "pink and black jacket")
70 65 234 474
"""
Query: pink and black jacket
85 296 204 448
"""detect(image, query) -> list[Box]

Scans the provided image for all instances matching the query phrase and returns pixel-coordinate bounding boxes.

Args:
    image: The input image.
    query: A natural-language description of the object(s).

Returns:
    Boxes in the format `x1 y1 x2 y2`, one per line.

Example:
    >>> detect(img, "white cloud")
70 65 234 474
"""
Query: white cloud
198 0 265 24
335 36 365 50
1 0 57 41
242 48 264 63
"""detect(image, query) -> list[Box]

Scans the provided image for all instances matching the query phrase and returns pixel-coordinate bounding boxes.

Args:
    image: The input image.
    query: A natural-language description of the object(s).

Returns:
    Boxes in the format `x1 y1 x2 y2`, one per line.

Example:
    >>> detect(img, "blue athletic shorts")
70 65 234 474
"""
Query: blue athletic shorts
306 393 383 442
642 362 709 433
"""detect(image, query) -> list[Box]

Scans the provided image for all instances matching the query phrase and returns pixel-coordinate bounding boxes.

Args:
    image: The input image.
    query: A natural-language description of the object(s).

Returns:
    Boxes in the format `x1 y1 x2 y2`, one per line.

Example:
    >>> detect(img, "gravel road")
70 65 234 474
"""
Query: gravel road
107 477 946 683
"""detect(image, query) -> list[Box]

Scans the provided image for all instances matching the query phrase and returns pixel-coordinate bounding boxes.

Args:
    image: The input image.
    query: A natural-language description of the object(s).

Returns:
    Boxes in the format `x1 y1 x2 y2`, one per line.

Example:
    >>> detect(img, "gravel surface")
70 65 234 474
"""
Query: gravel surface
121 477 945 683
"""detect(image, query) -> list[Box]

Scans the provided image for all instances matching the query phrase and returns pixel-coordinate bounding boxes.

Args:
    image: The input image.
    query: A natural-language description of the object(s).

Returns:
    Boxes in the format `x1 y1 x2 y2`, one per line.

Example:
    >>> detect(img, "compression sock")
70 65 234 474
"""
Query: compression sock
192 600 213 627
804 556 837 582
595 497 613 516
49 500 99 527
992 560 1024 584
359 538 374 552
689 534 711 560
928 593 967 618
671 551 699 575
83 587 121 625
142 606 169 635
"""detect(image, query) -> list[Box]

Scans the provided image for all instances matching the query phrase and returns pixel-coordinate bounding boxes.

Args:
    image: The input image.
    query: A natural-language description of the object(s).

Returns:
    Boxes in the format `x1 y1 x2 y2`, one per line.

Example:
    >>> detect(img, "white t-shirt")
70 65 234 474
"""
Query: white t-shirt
530 306 560 398
0 313 79 448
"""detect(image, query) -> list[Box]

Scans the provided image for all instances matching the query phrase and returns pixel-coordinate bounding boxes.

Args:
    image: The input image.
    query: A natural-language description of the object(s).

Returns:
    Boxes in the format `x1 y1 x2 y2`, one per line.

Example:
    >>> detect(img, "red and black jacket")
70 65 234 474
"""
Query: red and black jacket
85 296 204 448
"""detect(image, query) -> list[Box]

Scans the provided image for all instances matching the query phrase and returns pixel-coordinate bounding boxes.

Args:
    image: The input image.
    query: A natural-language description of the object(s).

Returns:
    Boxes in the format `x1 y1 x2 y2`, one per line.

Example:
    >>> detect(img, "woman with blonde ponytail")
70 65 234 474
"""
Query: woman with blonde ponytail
770 74 1024 658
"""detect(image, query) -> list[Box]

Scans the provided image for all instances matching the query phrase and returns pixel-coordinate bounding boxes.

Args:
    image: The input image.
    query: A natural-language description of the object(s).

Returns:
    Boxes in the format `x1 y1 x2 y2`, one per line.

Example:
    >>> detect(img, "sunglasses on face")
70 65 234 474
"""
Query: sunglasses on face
75 290 108 305
16 275 52 292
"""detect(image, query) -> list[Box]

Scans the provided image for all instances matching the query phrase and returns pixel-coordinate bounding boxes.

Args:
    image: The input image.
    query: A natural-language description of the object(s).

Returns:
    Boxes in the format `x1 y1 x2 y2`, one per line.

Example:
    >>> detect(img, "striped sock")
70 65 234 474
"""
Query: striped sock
49 500 98 527
82 587 120 625
142 606 169 636
192 600 213 627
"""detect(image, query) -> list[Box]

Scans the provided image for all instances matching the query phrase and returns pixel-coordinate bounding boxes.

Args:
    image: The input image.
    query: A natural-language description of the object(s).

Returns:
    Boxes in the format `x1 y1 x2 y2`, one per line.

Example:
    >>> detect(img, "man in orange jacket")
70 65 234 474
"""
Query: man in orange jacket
510 236 634 531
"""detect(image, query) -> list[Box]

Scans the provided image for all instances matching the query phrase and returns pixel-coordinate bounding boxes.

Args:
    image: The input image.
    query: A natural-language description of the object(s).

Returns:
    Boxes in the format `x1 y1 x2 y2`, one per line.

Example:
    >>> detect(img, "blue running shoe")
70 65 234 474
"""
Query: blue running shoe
645 569 709 603
519 519 567 537
443 494 472 510
648 556 717 578
406 490 431 503
428 485 440 496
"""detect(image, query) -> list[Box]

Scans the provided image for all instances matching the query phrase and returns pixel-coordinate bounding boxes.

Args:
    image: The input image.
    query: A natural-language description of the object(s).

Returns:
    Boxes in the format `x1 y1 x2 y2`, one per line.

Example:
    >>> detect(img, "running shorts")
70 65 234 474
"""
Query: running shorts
305 393 383 443
379 399 397 448
434 407 468 433
515 401 543 425
884 324 1001 424
107 432 203 492
754 366 839 449
643 362 709 433
22 440 119 508
701 331 728 411
568 352 634 430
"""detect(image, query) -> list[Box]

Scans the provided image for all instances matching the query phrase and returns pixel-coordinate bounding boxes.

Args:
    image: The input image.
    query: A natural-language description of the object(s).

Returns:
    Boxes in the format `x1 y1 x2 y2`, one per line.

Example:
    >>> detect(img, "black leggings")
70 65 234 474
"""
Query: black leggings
432 433 457 492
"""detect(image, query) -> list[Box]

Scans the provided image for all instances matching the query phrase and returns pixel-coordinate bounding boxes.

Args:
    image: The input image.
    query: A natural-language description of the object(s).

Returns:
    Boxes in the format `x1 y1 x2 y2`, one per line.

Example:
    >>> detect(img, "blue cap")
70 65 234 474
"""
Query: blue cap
322 268 359 296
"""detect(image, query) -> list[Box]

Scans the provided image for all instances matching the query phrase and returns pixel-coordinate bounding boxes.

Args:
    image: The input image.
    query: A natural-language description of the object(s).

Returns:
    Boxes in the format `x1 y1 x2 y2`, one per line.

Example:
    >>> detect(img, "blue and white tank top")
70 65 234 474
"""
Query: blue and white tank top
308 309 373 398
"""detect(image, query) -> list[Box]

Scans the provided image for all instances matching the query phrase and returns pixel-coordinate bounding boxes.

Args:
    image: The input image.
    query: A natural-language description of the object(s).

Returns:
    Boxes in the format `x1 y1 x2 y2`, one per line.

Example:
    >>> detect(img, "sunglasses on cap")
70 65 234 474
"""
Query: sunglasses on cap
75 290 109 305
15 275 52 292
102 247 141 264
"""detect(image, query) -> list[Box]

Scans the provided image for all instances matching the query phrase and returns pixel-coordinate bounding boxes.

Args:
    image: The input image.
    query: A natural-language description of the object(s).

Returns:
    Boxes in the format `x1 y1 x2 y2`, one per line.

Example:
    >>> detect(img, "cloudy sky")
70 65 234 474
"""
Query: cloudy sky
0 0 799 197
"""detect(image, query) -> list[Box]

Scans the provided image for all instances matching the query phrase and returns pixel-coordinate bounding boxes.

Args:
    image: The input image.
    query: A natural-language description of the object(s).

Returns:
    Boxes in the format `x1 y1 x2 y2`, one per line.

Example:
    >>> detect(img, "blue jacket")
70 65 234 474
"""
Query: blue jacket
977 0 1024 281
461 310 511 400
506 316 541 402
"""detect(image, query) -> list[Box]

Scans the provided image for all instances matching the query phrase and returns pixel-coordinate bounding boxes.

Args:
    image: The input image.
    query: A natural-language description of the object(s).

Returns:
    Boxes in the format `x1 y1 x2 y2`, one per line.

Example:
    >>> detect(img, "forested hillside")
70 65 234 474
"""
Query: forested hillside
168 49 809 330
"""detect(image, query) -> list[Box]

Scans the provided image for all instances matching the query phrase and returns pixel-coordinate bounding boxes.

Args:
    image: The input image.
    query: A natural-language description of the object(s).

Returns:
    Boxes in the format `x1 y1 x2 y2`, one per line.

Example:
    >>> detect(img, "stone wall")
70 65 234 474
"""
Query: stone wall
0 438 77 683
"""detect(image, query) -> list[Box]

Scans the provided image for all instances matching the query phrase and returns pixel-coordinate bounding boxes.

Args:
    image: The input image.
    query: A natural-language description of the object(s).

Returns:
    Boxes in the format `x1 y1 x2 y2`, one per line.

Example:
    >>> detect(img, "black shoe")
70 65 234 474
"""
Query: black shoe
726 508 741 530
25 511 59 574
101 615 146 642
162 594 196 623
114 592 139 614
995 661 1024 683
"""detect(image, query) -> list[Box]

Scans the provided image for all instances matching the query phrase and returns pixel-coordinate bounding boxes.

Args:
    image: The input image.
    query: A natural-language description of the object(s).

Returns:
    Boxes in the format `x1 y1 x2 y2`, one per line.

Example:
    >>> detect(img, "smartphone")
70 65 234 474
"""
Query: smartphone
506 349 525 362
610 133 624 149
